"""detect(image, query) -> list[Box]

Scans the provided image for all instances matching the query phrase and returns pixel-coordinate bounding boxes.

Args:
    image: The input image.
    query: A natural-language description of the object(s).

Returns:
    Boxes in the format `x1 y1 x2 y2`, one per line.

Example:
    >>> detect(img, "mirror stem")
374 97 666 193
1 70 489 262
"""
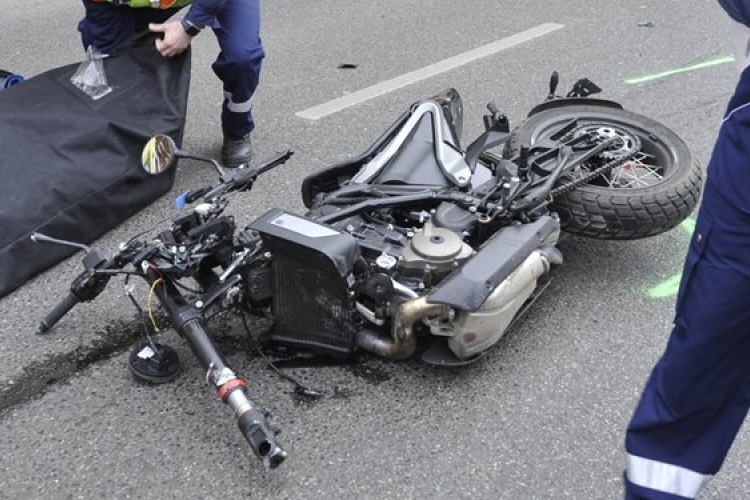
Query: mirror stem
174 151 224 175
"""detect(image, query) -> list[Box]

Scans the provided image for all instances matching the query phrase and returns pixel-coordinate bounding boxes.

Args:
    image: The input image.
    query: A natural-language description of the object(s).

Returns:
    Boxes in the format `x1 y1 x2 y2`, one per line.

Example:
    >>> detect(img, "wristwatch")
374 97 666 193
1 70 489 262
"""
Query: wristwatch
181 19 203 37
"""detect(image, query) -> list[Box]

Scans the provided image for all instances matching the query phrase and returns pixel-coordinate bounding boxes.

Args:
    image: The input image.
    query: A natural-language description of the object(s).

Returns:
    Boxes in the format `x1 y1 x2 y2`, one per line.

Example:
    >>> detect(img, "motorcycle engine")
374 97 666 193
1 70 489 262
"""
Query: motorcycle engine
338 209 559 362
245 204 558 364
324 207 475 292
400 221 473 280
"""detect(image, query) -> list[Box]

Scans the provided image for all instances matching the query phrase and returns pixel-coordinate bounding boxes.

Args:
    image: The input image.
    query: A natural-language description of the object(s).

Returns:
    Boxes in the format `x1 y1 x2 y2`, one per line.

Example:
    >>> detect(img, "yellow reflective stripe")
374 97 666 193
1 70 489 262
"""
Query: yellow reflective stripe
626 454 711 498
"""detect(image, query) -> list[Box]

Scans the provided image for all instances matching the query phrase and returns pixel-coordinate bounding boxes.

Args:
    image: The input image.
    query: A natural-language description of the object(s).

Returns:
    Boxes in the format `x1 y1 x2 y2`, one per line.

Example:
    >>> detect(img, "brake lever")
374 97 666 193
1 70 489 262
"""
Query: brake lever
177 150 295 208
246 149 294 178
30 232 91 253
219 149 295 190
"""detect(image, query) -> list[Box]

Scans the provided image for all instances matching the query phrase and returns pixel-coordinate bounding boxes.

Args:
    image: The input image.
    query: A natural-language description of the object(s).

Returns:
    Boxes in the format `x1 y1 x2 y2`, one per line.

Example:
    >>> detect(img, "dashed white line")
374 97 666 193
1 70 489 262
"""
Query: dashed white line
295 22 565 121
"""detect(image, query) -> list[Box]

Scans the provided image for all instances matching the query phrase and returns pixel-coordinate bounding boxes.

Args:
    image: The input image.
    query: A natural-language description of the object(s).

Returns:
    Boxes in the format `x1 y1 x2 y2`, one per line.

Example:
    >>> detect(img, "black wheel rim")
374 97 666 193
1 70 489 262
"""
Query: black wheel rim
530 116 676 190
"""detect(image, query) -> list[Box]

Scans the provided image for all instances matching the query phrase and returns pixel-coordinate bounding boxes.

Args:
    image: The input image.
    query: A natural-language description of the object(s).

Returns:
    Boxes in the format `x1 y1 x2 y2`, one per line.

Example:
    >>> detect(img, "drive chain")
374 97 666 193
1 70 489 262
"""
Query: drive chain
548 154 633 200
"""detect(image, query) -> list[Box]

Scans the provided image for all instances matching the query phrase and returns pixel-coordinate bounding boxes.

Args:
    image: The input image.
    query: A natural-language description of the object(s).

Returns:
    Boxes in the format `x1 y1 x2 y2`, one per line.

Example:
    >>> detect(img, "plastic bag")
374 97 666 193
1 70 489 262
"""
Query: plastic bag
70 46 113 100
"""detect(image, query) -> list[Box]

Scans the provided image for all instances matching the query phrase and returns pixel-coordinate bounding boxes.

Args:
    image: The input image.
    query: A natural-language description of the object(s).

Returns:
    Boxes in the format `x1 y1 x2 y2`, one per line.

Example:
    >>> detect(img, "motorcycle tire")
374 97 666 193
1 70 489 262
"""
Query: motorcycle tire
507 104 702 240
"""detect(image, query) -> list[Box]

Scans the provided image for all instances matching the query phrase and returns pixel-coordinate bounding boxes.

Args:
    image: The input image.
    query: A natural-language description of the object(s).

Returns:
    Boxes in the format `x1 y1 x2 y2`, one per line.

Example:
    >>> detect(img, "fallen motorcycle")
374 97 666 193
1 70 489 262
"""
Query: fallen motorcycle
35 74 702 469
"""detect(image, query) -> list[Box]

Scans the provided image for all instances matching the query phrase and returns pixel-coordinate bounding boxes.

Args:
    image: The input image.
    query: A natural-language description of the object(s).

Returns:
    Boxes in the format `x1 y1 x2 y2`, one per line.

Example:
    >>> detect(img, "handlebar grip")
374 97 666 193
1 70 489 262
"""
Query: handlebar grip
38 293 80 333
238 408 287 469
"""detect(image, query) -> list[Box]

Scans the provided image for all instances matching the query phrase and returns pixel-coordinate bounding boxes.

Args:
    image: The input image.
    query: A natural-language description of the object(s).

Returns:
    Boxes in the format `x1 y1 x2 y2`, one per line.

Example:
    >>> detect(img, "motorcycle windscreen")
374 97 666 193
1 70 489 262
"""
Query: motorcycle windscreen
0 33 191 299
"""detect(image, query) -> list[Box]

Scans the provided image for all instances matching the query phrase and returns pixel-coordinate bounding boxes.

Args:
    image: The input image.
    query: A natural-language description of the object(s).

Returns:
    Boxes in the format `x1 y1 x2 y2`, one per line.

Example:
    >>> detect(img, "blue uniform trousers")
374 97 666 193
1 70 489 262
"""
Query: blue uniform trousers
624 65 750 499
78 0 264 138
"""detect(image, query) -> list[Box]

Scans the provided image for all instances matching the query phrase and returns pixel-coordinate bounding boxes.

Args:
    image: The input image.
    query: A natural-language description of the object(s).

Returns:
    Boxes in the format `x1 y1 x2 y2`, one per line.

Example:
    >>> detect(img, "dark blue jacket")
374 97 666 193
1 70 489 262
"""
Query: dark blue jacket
719 0 750 27
184 0 227 28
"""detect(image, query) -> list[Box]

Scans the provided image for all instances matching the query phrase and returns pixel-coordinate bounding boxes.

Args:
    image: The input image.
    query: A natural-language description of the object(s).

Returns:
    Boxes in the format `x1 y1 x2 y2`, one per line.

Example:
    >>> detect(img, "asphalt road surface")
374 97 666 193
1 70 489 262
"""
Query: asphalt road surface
2 1 748 499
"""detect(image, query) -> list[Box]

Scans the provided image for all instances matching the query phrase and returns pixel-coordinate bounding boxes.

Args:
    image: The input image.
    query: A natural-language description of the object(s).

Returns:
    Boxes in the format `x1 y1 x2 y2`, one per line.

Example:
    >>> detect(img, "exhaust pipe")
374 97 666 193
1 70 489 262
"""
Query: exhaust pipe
357 297 450 359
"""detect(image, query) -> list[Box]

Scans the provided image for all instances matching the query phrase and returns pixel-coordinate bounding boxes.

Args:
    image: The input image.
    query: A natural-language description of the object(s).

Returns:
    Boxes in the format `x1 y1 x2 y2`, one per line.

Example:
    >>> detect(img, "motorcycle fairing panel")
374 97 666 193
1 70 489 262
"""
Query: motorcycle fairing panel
0 33 190 299
300 88 472 208
350 97 472 188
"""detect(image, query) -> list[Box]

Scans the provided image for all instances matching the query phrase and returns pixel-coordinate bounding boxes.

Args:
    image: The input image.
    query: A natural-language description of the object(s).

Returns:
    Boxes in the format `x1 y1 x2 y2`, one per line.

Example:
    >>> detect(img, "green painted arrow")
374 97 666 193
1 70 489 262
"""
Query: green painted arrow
645 218 696 299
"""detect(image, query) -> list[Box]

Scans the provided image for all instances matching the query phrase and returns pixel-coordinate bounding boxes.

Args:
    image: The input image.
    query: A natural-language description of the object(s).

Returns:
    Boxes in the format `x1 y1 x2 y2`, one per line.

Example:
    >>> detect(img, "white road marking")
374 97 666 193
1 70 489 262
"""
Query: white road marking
295 22 565 121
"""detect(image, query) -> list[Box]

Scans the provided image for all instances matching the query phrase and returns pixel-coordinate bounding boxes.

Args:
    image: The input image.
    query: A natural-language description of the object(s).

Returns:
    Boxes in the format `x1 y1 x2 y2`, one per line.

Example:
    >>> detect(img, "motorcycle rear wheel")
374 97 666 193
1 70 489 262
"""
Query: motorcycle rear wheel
507 104 702 240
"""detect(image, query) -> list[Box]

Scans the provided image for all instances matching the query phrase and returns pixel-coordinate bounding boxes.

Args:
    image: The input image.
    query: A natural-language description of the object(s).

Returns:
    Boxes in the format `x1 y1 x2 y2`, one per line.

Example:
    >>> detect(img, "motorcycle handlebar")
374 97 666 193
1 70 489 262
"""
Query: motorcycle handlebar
38 293 80 333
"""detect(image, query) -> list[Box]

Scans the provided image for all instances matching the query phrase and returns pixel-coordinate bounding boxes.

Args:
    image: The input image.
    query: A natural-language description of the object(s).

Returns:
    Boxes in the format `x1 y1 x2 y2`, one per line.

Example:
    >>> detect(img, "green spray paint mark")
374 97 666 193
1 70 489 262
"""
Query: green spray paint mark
626 55 735 85
645 218 696 299
646 273 683 299
680 217 695 236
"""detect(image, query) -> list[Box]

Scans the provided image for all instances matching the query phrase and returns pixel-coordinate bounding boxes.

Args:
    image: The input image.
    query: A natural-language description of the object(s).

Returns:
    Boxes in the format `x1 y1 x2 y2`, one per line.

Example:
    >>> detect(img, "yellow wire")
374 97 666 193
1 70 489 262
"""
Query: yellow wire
147 278 163 332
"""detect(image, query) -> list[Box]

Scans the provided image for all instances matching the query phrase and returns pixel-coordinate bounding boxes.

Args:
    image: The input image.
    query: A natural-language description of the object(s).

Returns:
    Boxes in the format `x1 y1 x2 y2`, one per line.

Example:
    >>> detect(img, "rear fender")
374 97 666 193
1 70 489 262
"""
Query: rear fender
527 97 623 118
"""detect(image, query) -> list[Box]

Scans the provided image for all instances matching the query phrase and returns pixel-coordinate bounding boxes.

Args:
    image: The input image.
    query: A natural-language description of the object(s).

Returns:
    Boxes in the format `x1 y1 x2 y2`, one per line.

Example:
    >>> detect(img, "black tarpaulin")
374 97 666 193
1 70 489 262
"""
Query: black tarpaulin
0 33 191 298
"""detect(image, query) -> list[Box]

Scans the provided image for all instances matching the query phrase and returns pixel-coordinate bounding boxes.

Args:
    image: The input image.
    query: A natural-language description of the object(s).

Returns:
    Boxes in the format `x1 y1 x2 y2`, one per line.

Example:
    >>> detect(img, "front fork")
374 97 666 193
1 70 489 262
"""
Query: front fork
144 268 286 468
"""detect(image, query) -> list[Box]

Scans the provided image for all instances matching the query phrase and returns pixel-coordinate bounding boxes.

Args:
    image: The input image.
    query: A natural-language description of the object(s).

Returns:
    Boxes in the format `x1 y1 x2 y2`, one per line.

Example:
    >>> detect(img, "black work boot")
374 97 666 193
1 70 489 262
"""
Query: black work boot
221 134 253 168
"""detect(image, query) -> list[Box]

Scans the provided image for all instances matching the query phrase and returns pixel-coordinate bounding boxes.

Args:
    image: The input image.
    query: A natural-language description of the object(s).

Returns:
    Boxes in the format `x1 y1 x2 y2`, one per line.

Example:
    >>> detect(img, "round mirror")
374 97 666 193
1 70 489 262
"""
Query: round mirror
141 135 178 175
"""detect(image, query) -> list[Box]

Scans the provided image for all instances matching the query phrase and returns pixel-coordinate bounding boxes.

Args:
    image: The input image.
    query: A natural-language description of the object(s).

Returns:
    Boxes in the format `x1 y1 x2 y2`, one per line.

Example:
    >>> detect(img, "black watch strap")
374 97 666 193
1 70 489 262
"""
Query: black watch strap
181 19 203 37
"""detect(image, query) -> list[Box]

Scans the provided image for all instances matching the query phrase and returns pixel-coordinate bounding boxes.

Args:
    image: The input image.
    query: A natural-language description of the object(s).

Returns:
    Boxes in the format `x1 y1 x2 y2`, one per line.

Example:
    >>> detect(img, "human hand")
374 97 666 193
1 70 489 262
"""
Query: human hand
149 21 192 57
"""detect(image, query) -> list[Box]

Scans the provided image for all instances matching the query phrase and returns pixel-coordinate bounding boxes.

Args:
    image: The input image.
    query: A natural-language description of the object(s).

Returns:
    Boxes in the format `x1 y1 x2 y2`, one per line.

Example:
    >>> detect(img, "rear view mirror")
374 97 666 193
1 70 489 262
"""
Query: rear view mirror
141 135 178 175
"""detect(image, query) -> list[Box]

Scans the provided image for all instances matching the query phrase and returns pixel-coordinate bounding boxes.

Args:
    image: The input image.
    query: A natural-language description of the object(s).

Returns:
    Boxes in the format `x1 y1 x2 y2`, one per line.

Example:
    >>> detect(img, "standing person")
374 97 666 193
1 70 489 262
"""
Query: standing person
78 0 264 168
624 2 750 498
